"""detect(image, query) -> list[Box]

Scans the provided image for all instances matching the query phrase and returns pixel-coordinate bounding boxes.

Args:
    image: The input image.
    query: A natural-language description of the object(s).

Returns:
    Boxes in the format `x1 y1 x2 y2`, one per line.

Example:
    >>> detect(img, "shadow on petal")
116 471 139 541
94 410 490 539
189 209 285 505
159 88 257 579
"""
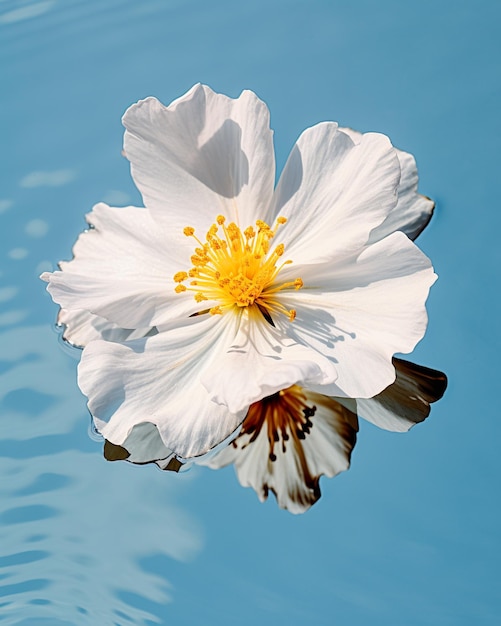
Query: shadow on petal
189 119 249 198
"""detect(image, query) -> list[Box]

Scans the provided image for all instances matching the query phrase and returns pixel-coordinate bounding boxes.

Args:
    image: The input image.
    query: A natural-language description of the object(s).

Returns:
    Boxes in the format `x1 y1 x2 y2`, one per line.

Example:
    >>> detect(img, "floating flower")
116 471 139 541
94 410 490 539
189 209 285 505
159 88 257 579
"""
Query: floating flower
42 84 436 460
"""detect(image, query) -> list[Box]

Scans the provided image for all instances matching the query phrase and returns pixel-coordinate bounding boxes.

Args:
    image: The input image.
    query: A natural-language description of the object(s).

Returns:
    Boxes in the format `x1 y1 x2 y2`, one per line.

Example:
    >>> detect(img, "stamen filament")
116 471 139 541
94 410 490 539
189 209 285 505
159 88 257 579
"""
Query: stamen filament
173 215 303 321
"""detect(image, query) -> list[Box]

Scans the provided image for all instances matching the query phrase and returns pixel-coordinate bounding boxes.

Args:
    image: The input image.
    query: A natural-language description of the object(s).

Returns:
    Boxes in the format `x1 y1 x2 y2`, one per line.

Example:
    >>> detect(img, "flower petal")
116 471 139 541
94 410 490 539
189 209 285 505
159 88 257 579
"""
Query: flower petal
41 203 198 329
272 124 401 264
123 84 276 231
103 422 173 464
57 308 156 348
201 309 338 414
78 314 245 459
207 389 358 514
339 127 435 242
279 231 436 398
354 358 448 431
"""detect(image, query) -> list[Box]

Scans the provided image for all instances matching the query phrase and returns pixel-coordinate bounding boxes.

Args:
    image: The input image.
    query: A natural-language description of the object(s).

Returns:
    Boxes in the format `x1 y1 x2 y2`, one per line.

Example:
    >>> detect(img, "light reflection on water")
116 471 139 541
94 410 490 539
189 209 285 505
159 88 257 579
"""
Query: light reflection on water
0 326 203 623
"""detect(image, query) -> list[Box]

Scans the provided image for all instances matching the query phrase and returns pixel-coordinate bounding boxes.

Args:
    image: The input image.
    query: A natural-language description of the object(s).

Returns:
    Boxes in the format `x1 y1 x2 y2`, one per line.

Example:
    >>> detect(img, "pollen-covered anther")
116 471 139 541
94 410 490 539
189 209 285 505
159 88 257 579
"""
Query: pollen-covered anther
174 214 303 322
173 271 188 283
207 225 218 238
191 254 207 266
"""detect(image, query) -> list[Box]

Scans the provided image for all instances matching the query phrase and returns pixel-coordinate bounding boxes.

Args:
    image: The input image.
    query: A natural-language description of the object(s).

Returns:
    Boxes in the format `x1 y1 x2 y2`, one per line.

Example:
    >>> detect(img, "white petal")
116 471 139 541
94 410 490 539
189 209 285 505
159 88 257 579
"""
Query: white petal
354 358 448 431
123 84 276 232
201 309 338 414
272 124 401 264
103 419 241 471
78 314 246 459
335 127 363 144
103 422 173 463
371 151 434 242
339 127 434 242
57 308 155 348
280 231 436 398
41 203 197 329
208 390 358 514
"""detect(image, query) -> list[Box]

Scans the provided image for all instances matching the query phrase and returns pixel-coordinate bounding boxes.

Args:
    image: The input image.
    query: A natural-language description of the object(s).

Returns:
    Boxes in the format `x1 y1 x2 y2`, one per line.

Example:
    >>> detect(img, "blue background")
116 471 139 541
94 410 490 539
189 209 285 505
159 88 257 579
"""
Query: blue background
1 1 499 624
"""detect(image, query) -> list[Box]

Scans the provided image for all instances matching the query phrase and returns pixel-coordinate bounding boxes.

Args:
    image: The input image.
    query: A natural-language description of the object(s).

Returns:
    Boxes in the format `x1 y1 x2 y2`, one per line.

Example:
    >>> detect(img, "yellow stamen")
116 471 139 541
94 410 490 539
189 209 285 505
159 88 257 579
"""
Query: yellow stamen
173 271 188 283
173 215 303 323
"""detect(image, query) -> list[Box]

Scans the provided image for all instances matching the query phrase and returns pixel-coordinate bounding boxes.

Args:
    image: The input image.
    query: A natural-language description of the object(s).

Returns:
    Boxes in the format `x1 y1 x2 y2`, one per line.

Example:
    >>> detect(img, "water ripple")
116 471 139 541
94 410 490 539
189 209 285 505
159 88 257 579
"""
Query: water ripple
0 324 203 623
0 1 57 25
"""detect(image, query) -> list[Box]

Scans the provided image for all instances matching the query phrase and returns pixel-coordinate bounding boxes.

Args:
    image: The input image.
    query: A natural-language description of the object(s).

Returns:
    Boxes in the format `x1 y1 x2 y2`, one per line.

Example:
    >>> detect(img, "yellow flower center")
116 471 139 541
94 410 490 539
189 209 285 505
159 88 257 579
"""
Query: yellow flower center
173 215 303 324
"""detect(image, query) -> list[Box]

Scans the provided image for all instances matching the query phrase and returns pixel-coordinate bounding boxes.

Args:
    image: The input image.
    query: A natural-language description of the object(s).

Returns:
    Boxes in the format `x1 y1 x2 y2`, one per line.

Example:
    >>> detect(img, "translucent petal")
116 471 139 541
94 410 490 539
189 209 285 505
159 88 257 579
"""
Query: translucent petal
42 204 198 329
272 125 401 265
339 127 435 242
123 84 276 233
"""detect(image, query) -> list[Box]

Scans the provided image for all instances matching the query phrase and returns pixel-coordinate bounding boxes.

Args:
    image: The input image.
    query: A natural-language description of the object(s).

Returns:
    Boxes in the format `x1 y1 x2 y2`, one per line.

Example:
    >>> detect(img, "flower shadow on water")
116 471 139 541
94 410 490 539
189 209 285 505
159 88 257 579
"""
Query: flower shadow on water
0 325 203 624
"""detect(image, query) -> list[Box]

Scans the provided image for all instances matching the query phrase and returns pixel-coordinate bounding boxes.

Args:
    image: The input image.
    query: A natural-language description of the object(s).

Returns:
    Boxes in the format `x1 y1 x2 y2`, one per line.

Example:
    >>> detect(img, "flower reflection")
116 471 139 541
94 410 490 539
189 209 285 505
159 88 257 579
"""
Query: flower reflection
207 358 447 514
41 84 437 466
209 385 358 514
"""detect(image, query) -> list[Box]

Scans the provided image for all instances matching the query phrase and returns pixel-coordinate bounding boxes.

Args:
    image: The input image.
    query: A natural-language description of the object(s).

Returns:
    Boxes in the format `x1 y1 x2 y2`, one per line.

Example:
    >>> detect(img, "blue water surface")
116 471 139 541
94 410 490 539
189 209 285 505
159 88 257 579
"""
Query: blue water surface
1 1 500 624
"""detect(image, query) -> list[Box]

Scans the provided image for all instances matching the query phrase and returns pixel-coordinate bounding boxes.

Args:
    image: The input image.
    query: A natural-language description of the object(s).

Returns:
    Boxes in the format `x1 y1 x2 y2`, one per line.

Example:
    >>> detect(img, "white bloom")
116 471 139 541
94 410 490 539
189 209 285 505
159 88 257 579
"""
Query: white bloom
42 84 436 459
207 359 447 514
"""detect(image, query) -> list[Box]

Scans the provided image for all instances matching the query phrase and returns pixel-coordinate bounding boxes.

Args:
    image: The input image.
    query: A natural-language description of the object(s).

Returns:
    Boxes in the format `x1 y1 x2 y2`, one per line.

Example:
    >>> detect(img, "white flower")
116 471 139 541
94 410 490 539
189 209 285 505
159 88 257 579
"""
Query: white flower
206 358 447 514
41 84 436 460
